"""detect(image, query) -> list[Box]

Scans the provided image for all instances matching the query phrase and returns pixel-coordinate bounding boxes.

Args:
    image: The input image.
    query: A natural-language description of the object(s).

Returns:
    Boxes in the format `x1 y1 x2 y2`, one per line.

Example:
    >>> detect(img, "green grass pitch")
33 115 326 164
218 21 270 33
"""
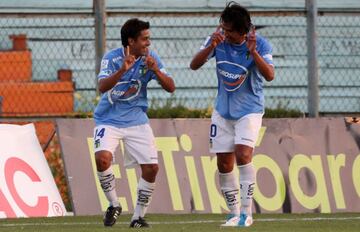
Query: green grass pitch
1 213 360 232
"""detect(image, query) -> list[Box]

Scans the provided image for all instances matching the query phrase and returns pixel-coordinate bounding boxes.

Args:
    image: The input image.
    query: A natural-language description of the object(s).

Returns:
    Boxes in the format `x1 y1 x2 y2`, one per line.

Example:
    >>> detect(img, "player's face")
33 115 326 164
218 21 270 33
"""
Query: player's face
130 29 151 57
221 22 246 44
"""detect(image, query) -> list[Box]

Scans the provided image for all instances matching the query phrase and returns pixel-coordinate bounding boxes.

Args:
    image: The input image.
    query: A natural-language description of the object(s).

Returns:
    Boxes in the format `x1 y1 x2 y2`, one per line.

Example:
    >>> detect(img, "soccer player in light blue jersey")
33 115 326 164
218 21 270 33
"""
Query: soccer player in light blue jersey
93 18 175 228
190 1 274 227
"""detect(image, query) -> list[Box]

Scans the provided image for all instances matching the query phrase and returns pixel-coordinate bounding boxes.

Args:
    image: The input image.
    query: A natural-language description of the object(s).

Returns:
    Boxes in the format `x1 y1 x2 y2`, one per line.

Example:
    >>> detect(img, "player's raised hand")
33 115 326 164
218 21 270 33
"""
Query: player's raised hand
210 25 225 49
144 48 158 72
246 24 256 54
121 46 135 71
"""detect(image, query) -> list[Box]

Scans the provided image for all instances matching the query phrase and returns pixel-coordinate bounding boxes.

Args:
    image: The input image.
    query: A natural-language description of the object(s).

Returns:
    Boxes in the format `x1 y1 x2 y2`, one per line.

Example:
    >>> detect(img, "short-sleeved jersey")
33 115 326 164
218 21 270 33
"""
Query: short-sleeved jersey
94 47 169 128
202 34 274 120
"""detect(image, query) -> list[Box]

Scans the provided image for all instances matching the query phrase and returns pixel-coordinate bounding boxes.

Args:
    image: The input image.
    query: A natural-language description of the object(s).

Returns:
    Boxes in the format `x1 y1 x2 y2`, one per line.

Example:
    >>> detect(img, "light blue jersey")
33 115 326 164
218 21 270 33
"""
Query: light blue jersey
94 48 169 128
203 34 274 120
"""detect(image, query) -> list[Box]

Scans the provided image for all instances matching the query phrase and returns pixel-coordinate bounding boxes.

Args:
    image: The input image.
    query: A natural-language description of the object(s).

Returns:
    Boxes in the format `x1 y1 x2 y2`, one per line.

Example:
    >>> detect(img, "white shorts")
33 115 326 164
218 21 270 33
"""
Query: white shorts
93 124 158 168
209 110 263 153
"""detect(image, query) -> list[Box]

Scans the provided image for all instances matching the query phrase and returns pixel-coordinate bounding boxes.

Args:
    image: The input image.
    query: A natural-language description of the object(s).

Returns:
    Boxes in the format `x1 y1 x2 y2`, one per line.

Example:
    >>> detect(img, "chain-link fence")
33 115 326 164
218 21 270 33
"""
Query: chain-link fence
0 10 360 117
0 15 96 117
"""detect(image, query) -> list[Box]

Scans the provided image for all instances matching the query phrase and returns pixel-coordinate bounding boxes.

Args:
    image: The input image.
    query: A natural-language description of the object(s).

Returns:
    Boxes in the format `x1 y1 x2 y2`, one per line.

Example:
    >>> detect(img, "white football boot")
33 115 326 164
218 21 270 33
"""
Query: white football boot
238 213 253 227
220 214 241 227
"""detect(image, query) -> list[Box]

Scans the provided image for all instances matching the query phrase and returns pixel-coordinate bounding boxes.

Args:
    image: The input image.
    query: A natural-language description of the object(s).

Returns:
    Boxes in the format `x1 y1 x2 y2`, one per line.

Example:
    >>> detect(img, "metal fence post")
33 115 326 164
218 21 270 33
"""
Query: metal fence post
306 0 319 117
93 0 106 96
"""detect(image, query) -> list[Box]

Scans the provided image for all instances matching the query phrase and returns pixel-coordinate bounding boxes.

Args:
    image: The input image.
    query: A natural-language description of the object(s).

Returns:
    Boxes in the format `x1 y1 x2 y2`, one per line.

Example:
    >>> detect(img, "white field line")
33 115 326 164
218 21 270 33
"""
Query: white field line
1 216 360 227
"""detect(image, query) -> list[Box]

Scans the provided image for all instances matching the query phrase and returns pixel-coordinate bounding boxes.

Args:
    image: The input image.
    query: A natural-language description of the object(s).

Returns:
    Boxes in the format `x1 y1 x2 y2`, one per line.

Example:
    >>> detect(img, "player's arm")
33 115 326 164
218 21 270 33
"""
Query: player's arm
153 69 175 93
190 26 224 70
98 46 135 93
145 55 175 93
98 66 127 93
251 51 274 82
247 29 274 82
189 45 215 70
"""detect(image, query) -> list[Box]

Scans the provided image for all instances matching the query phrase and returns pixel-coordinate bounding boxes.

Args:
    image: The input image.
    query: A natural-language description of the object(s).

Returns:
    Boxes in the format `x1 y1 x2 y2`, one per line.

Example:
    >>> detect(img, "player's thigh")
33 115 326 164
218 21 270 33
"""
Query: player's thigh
234 113 263 148
209 110 235 153
123 124 158 167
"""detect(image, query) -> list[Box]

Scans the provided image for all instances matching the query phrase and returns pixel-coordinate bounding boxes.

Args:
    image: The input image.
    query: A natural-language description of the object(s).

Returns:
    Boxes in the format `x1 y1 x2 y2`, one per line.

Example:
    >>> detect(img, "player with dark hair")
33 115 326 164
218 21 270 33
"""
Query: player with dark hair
190 1 274 227
93 18 175 228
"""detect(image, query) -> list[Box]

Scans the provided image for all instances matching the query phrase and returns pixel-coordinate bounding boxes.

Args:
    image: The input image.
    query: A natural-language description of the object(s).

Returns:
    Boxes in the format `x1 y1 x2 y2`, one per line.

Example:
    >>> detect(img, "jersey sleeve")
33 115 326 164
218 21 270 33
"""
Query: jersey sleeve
200 35 215 59
257 37 274 66
98 52 117 80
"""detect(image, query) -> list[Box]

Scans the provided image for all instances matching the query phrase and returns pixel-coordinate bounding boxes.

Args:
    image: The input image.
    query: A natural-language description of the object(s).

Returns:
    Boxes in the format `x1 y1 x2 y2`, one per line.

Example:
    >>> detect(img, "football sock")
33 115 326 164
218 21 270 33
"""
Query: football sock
219 171 240 216
97 166 120 207
239 162 255 215
132 178 155 221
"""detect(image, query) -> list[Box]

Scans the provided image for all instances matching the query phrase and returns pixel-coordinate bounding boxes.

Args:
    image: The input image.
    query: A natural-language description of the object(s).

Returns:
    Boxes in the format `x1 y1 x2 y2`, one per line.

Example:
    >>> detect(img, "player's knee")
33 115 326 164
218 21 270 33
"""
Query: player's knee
95 151 112 171
141 164 159 182
143 164 158 176
217 162 234 173
236 153 252 165
148 164 159 176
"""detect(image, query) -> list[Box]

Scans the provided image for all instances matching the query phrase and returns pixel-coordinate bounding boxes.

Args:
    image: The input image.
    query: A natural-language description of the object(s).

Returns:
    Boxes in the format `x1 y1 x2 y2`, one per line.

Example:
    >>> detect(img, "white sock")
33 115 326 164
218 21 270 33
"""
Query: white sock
239 162 255 215
132 178 155 221
219 171 240 216
97 166 120 207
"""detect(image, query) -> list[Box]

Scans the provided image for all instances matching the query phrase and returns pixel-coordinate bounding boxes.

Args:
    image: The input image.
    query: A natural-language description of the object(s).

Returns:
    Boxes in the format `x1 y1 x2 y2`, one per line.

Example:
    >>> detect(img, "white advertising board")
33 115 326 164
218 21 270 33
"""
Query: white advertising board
0 123 66 218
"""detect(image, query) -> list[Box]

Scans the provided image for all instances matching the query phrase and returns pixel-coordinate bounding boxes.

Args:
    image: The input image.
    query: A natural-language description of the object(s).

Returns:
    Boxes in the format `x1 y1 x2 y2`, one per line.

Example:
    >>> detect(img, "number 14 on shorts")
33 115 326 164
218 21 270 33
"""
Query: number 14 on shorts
94 128 106 148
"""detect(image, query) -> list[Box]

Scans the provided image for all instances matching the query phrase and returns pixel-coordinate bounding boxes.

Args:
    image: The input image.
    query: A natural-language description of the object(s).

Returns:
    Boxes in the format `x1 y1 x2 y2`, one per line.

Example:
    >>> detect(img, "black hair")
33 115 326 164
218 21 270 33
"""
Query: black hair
121 18 150 47
220 1 252 34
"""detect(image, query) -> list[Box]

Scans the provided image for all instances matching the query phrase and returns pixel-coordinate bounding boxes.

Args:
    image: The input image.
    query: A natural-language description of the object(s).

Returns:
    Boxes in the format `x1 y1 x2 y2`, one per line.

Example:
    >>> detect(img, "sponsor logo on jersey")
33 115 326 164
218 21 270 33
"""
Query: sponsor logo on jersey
112 56 123 63
263 54 273 62
101 59 109 69
108 79 142 104
99 70 112 77
217 61 248 91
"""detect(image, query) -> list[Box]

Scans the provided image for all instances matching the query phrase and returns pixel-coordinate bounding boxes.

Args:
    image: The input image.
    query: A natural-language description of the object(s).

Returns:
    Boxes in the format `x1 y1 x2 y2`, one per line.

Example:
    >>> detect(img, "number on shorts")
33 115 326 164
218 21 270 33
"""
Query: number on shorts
210 124 217 137
95 128 105 138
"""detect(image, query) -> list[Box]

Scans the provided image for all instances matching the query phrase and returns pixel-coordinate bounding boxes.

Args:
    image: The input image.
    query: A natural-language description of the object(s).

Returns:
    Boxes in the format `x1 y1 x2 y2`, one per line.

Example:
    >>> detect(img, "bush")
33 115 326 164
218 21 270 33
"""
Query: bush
264 107 304 118
147 105 212 118
45 138 72 211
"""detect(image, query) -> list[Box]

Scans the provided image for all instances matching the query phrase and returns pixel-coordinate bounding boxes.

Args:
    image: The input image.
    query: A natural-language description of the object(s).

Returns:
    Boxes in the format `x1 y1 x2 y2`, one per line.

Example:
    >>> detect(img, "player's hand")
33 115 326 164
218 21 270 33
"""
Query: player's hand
246 25 256 55
210 25 225 49
121 46 135 72
144 48 159 72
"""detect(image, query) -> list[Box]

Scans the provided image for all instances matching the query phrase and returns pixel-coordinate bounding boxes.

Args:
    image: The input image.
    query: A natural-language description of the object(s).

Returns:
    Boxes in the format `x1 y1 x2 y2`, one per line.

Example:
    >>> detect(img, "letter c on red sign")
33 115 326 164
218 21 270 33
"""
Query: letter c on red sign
5 157 49 217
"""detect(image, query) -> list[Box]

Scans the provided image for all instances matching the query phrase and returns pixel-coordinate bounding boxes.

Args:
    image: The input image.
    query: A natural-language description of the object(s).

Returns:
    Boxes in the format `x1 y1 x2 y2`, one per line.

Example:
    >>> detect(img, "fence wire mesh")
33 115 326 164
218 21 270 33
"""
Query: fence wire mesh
0 11 359 117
